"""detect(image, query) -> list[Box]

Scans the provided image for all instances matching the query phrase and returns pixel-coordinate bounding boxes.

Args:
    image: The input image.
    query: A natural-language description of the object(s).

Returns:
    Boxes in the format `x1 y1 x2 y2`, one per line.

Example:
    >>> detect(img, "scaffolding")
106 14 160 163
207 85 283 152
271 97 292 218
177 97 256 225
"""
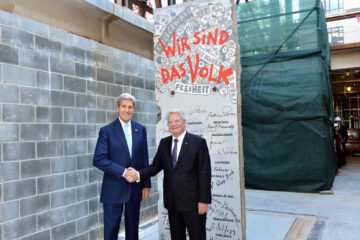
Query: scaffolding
237 0 335 192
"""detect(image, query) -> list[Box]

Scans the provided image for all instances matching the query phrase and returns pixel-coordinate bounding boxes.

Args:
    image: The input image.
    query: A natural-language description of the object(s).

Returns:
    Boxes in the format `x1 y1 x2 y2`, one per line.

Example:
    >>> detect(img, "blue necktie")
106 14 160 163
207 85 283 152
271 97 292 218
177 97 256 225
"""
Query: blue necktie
172 139 179 168
124 123 132 157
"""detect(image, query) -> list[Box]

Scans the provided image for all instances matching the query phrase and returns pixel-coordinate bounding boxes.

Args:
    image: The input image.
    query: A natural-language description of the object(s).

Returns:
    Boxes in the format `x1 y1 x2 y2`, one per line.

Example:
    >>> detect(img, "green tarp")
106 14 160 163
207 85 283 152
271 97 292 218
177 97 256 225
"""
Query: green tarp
237 0 336 192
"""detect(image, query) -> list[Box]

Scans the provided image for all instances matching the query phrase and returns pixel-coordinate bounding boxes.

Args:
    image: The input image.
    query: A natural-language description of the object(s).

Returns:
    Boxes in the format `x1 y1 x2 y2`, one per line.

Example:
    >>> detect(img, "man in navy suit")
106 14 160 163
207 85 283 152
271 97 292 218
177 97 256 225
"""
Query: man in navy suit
126 109 211 240
93 93 151 240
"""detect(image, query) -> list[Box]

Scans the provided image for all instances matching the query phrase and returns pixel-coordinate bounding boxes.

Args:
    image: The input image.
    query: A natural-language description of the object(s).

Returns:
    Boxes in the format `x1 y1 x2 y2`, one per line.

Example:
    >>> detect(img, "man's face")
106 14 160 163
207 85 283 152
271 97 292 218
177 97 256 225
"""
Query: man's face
168 113 186 138
336 121 341 125
117 99 134 123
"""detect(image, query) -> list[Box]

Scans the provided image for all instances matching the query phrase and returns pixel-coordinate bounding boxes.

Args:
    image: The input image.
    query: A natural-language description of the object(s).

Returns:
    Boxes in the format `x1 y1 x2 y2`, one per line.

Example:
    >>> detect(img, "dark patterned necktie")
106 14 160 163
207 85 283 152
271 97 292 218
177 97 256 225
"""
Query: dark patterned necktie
172 139 179 168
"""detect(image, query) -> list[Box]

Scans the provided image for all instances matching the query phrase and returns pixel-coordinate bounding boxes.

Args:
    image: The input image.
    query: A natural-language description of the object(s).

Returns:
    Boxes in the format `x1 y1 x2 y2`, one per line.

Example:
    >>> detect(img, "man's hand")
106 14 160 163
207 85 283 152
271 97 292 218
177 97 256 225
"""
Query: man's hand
198 202 208 215
142 188 150 200
123 167 139 182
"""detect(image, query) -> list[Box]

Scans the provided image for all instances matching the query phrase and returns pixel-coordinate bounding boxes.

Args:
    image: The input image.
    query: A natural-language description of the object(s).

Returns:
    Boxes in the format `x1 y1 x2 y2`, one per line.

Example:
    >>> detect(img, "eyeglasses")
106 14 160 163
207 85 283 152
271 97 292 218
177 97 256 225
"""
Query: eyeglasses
168 119 182 125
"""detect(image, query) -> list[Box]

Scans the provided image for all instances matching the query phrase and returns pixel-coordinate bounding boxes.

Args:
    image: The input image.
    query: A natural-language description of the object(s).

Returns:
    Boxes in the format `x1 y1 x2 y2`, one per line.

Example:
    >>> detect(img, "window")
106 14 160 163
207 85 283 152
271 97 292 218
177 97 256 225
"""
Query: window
324 0 344 14
328 26 344 45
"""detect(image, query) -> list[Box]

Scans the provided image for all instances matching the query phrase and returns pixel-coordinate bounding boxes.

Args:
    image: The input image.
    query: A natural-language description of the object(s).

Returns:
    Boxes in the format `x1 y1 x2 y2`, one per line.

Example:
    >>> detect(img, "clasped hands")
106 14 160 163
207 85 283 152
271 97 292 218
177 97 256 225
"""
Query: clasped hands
123 167 139 183
124 168 149 200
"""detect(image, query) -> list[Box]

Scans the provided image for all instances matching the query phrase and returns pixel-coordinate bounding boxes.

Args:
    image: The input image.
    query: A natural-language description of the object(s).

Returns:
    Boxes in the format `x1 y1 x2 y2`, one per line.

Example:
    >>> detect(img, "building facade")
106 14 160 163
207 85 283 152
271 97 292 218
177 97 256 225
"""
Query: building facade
324 0 360 128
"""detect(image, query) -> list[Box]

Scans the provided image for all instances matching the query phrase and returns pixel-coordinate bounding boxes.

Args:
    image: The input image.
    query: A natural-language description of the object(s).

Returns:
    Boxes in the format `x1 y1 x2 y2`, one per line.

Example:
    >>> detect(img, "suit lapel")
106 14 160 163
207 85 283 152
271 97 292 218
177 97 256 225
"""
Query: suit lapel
131 120 138 157
174 132 190 171
164 136 173 170
114 119 131 159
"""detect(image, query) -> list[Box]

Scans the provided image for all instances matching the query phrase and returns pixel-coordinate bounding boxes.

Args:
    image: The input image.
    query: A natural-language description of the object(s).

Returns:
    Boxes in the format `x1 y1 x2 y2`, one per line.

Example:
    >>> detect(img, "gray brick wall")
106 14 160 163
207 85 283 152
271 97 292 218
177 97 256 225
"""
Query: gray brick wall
0 9 158 240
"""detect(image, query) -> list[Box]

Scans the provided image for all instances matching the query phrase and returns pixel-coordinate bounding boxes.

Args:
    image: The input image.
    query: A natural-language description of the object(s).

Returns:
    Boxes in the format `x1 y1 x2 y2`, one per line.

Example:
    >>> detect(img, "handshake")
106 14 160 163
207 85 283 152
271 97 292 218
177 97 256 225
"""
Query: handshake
123 167 140 183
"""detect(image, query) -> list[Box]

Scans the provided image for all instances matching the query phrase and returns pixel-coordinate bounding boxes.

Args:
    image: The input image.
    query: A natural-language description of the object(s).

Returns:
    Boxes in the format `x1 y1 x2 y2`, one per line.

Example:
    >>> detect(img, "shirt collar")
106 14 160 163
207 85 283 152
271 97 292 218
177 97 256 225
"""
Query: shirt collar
119 118 131 129
173 131 186 142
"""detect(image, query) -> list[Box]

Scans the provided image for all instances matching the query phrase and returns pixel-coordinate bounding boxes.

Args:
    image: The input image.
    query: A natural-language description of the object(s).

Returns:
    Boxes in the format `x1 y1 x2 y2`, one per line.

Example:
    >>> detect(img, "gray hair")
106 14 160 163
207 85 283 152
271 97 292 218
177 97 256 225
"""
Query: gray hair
166 109 186 121
117 93 136 107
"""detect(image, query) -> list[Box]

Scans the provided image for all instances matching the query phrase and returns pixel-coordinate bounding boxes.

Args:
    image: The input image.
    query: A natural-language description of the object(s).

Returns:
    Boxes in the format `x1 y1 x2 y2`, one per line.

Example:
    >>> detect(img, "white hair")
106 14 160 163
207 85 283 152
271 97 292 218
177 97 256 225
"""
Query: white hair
117 93 136 107
166 109 186 121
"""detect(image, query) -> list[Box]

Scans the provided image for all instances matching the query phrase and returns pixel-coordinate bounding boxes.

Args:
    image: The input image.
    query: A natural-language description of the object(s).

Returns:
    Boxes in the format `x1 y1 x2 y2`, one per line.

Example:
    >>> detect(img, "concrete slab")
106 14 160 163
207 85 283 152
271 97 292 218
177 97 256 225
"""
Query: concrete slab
246 212 295 240
142 230 159 240
118 217 158 240
139 220 159 240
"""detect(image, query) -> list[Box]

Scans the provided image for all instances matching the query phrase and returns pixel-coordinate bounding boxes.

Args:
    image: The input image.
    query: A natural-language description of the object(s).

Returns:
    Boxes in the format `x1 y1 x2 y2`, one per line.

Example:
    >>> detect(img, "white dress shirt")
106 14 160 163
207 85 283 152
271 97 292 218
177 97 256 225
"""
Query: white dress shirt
171 131 186 162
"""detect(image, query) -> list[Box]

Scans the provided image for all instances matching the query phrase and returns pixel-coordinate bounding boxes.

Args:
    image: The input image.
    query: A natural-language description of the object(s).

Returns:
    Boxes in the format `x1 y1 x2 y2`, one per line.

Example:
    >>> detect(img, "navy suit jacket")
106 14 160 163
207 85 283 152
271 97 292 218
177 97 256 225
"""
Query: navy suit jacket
93 119 151 204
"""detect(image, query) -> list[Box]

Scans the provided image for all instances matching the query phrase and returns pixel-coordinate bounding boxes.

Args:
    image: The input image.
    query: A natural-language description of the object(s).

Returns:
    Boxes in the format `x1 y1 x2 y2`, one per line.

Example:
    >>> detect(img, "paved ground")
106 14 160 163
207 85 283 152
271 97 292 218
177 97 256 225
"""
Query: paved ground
120 156 360 240
245 156 360 240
